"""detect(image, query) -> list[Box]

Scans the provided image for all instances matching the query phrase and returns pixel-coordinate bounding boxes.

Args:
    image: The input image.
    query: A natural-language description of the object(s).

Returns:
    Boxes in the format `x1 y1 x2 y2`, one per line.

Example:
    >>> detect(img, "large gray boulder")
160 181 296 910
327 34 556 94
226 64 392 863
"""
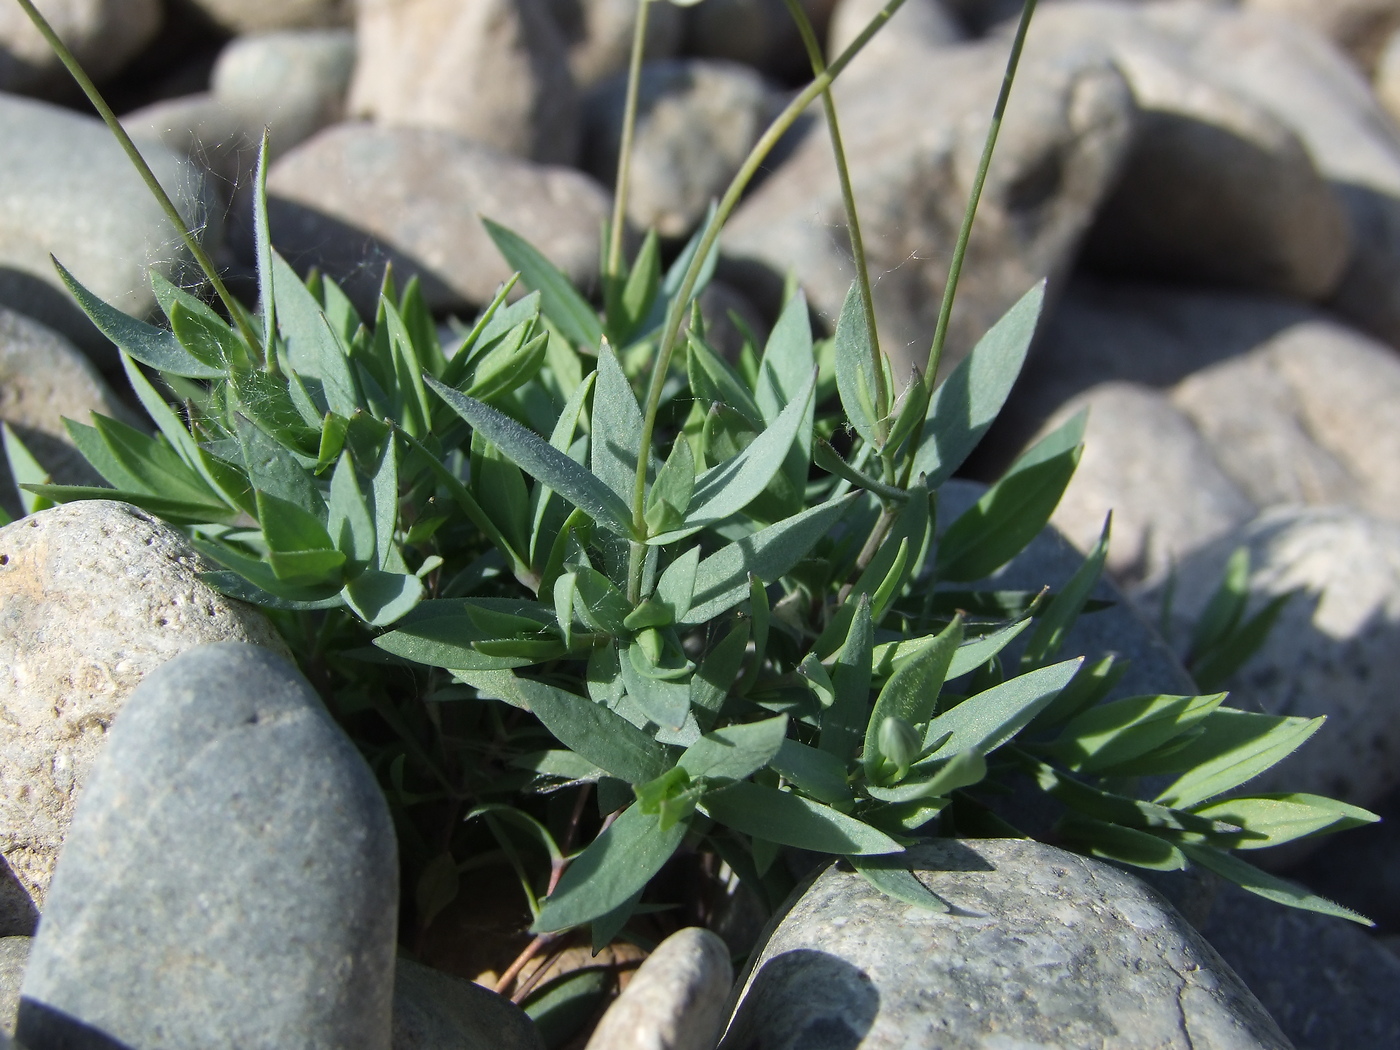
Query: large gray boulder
1243 0 1400 72
0 0 161 96
185 0 353 32
544 0 684 89
392 956 544 1050
0 936 24 1037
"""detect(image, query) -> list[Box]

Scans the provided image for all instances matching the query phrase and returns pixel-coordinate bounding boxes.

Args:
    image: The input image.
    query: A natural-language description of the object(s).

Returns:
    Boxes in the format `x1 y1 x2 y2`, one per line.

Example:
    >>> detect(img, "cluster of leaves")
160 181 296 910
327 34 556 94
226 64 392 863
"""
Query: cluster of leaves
10 0 1375 996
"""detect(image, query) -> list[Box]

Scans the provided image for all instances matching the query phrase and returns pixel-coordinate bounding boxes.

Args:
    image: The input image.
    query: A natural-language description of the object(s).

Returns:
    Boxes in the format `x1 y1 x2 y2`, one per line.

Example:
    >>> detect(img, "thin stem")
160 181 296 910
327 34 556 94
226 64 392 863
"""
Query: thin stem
629 0 912 535
607 0 653 279
494 932 559 997
782 0 887 442
14 0 261 352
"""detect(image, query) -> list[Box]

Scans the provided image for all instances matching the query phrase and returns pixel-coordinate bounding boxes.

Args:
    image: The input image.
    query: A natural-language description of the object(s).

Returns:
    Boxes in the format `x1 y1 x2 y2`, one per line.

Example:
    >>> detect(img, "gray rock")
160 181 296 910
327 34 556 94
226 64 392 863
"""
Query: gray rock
186 0 353 32
584 60 776 238
0 309 129 521
0 936 26 1036
266 122 611 317
349 0 581 165
827 0 964 72
720 839 1291 1050
1283 783 1400 936
544 0 684 89
0 93 219 369
1201 883 1400 1050
1377 23 1400 120
1244 0 1400 73
721 31 1136 377
1137 506 1400 812
688 0 840 82
584 927 732 1050
15 643 398 1050
0 0 161 95
695 280 770 361
393 957 543 1050
0 501 288 936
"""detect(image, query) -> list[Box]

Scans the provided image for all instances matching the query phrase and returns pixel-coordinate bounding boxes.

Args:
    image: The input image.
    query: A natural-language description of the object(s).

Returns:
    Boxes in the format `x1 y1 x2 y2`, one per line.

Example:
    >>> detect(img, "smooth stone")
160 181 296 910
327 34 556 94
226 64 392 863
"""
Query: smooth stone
349 0 580 165
185 0 352 32
544 0 683 89
0 309 129 521
0 501 288 936
0 936 26 1036
1377 24 1400 123
721 839 1290 1049
584 60 776 238
392 957 543 1050
266 122 611 317
1244 0 1400 72
584 927 732 1050
0 93 219 369
687 0 839 82
0 0 161 95
827 0 965 71
15 643 399 1050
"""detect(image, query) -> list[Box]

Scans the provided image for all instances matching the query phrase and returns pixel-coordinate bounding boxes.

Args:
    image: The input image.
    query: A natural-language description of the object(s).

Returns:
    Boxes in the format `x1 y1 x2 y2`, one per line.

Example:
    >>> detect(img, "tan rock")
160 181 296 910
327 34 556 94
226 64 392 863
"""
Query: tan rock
584 928 732 1050
544 0 683 89
186 0 352 32
1245 0 1400 72
0 0 161 95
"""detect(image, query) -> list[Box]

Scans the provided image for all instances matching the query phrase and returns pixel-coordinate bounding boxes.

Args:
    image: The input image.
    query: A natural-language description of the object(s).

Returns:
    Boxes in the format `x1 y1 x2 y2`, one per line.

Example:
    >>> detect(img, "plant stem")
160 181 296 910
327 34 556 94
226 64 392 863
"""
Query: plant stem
782 0 888 443
629 0 912 536
607 0 653 280
13 0 261 352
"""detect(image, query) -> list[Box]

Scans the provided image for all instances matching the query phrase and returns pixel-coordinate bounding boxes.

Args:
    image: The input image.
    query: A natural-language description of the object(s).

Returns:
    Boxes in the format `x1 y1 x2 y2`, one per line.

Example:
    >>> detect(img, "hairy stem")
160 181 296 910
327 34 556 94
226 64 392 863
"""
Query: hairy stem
607 0 653 280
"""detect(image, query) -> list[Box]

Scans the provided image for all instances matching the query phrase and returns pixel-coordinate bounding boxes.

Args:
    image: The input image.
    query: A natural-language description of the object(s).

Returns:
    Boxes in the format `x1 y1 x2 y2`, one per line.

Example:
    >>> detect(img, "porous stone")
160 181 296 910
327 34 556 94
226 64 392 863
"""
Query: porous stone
0 309 128 521
0 93 218 368
266 122 611 316
0 501 287 936
0 936 26 1036
0 0 161 95
1244 0 1400 73
544 0 683 89
393 956 543 1050
349 0 581 165
15 643 398 1049
584 60 775 238
720 838 1290 1049
186 0 353 32
584 927 732 1050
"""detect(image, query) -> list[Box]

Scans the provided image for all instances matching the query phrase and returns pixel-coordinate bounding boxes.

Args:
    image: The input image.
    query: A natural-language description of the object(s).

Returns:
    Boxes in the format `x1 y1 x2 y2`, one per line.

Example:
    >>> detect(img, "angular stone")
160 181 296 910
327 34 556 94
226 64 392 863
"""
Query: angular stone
0 501 287 936
349 0 580 165
584 928 732 1050
721 839 1290 1050
0 936 26 1037
544 0 683 89
0 0 161 95
186 0 352 32
392 956 543 1050
267 122 611 316
15 643 398 1049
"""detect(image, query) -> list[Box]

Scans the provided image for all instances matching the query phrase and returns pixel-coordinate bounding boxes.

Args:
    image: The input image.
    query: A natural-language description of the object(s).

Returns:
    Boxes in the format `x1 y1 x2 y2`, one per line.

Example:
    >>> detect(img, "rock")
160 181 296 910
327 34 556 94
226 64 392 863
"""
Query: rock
0 0 161 96
185 0 353 33
695 280 770 361
584 60 776 238
14 643 398 1049
266 122 611 317
0 309 129 522
1137 506 1400 811
1283 784 1400 934
720 31 1136 376
0 936 25 1036
1200 883 1400 1050
0 501 288 936
349 0 581 165
721 838 1290 1049
1376 25 1400 121
392 957 543 1050
688 0 840 82
584 928 732 1050
544 0 683 89
1244 0 1400 73
0 93 219 369
827 0 965 71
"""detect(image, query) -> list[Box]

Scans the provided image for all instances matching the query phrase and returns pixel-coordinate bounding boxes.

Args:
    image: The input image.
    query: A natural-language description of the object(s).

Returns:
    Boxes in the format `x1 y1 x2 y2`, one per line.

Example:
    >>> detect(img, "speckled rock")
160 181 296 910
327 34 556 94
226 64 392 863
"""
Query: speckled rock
186 0 352 32
0 501 288 936
15 643 398 1049
267 122 610 316
349 0 580 165
0 936 25 1036
393 956 543 1050
544 0 683 89
0 0 161 95
584 928 732 1050
720 838 1290 1049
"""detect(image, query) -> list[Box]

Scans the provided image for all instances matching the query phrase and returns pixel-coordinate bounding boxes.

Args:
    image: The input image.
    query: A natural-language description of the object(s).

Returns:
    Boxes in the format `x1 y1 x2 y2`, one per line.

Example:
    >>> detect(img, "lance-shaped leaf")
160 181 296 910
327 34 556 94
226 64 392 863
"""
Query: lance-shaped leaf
343 569 423 626
678 715 788 782
700 780 900 855
863 615 963 783
921 658 1083 759
850 856 950 912
591 344 644 505
1049 692 1225 775
833 283 883 447
272 252 360 415
772 739 853 806
426 376 637 538
690 619 748 731
1057 814 1188 872
1154 711 1325 810
620 639 691 730
1180 843 1371 925
484 218 604 350
688 334 762 426
821 595 873 764
1021 514 1109 669
1190 794 1379 851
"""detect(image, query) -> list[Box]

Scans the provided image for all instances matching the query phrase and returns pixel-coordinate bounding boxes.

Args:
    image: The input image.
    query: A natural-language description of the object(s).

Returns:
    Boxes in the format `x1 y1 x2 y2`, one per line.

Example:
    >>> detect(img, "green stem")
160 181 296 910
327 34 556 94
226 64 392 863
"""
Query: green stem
629 0 911 536
14 0 261 352
782 0 888 443
606 0 653 280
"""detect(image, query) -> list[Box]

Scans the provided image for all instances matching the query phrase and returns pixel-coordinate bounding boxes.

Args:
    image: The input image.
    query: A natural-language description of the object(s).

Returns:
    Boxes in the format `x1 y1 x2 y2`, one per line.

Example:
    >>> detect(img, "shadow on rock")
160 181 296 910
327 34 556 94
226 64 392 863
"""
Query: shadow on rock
720 949 878 1050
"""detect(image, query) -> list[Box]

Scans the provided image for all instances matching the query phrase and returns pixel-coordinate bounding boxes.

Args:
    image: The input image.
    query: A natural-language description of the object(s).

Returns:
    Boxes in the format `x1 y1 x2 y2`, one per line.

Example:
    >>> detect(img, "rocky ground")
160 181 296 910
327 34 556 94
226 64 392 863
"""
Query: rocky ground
2 0 1400 1047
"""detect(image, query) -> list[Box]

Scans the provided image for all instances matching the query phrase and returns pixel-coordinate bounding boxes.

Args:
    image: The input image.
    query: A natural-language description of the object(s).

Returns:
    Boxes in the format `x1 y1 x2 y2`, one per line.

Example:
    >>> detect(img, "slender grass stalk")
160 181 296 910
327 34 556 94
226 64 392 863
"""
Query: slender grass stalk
782 0 888 443
606 0 654 280
13 0 262 352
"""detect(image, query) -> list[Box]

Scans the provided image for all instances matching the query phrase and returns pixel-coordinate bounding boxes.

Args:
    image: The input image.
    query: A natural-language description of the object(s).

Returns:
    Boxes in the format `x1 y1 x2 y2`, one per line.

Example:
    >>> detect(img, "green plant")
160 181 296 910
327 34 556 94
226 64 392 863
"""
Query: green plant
10 0 1376 991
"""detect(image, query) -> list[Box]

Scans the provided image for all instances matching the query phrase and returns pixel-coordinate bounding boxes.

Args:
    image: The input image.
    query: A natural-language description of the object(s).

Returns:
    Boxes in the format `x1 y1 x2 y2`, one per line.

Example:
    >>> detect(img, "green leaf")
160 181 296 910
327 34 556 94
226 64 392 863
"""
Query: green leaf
1029 652 1127 731
1190 794 1379 850
850 856 950 912
1180 843 1372 925
833 283 882 447
27 485 235 525
483 218 603 350
1191 591 1294 692
1057 814 1187 872
821 594 873 764
426 378 636 539
1028 759 1229 836
1190 546 1252 658
620 640 691 730
272 252 360 415
701 781 900 855
342 569 423 626
89 414 225 511
327 451 376 572
471 430 530 557
1050 693 1225 775
1155 711 1325 809
921 657 1083 759
814 439 907 502
266 546 346 586
569 565 631 635
690 620 748 731
915 280 1044 486
645 435 695 536
164 298 246 371
864 615 963 783
2 424 51 516
591 344 644 506
619 229 661 337
771 739 853 806
687 333 762 426
467 328 548 406
253 131 275 354
939 617 1032 680
679 715 788 782
865 749 987 801
236 414 324 517
1021 514 1109 669
655 546 700 622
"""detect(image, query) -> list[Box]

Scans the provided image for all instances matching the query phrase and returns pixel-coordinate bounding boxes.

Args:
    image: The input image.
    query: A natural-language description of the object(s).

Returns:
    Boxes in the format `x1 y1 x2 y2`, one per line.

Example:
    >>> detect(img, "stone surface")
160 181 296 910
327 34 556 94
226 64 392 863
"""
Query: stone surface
584 927 732 1050
1137 506 1400 811
584 60 775 238
267 122 611 317
1201 883 1400 1050
721 30 1136 376
0 0 161 95
186 0 353 32
1376 25 1400 122
1284 784 1400 933
688 0 839 83
720 838 1290 1049
545 0 683 89
1245 0 1400 72
0 309 128 521
392 957 543 1050
0 93 218 368
827 0 964 69
0 936 25 1036
349 0 580 165
15 643 398 1049
0 501 287 936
